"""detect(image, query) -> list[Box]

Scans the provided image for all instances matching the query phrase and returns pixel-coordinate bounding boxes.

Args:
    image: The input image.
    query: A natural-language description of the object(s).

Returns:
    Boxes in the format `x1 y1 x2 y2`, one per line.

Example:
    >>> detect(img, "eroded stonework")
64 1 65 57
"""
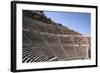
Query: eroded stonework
22 10 91 63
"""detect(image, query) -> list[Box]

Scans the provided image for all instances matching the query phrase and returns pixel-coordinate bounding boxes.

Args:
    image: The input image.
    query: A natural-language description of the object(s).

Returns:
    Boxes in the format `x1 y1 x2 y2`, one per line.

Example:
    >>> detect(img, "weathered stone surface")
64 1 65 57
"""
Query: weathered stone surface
22 10 91 63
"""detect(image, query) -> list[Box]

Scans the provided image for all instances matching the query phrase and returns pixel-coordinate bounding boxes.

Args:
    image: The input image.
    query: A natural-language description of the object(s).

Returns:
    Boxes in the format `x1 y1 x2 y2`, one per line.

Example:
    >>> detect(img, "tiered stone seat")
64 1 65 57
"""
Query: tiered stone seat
59 37 73 45
23 31 90 62
22 48 40 63
42 34 59 45
50 45 66 59
87 37 91 47
75 46 88 58
22 46 56 63
23 31 33 48
73 37 88 44
32 47 55 58
63 46 77 58
23 31 46 47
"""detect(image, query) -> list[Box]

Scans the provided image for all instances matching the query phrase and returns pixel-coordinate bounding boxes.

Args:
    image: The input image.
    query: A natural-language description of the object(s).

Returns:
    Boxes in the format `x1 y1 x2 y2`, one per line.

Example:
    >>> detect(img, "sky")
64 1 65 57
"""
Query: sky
44 11 91 35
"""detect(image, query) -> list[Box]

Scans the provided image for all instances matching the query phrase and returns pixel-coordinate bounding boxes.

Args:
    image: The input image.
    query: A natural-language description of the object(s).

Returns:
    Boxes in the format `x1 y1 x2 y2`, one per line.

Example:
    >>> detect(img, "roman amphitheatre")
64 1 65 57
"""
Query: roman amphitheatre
22 10 91 63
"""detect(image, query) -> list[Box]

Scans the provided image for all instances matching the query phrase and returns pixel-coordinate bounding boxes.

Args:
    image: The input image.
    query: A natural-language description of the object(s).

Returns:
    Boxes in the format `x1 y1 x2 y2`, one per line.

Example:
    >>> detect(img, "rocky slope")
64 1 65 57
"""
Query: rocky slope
23 10 81 35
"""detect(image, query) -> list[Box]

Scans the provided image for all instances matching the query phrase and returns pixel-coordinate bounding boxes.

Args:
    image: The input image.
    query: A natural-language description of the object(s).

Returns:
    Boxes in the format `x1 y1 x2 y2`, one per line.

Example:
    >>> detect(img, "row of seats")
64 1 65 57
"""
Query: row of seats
73 37 88 44
23 31 90 63
50 45 67 59
41 33 90 45
23 21 90 47
59 37 73 45
23 45 89 63
22 47 59 63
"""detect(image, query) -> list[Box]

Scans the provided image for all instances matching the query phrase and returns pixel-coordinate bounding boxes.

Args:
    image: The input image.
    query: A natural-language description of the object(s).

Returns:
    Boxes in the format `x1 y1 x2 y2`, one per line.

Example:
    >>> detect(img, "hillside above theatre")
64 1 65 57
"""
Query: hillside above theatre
23 10 81 35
